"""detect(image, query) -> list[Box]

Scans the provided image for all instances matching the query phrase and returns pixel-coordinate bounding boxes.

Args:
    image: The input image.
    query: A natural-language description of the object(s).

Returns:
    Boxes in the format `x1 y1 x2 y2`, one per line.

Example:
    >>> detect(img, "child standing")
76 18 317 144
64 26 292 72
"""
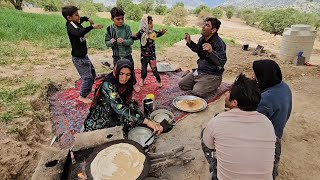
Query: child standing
132 16 167 88
62 5 103 103
103 7 140 92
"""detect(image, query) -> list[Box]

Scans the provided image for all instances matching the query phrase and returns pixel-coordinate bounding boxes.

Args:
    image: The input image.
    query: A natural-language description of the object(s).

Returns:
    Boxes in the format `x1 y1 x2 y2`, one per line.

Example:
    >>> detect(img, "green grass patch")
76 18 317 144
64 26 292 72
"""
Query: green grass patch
0 9 199 50
0 41 30 65
0 81 40 124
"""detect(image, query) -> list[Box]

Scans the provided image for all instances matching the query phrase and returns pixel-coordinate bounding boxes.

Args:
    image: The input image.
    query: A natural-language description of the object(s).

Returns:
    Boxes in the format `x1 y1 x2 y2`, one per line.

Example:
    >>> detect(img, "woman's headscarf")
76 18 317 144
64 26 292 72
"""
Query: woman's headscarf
140 16 149 46
91 59 134 107
253 59 282 91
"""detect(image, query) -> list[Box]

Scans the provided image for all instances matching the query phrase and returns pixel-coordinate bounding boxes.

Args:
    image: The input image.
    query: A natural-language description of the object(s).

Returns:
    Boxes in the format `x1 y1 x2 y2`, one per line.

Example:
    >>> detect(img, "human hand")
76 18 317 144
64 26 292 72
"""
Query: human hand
160 29 167 34
88 19 94 25
144 119 163 135
110 38 116 44
202 43 213 53
93 24 103 29
117 38 124 44
131 33 137 38
184 33 191 44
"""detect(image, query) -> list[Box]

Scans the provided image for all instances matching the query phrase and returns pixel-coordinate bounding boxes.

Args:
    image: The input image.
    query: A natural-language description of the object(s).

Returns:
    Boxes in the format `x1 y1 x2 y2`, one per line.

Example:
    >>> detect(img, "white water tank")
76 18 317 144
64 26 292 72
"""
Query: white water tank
279 24 317 63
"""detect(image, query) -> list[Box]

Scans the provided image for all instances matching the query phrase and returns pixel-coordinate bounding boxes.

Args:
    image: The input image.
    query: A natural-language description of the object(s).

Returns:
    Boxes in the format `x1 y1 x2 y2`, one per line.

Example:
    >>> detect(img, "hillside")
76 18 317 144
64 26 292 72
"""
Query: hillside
95 0 320 11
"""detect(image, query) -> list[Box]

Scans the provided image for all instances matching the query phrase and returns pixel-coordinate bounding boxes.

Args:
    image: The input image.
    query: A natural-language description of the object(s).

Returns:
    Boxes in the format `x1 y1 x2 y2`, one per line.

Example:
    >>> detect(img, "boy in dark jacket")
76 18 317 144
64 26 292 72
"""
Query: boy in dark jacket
62 5 103 103
132 16 167 87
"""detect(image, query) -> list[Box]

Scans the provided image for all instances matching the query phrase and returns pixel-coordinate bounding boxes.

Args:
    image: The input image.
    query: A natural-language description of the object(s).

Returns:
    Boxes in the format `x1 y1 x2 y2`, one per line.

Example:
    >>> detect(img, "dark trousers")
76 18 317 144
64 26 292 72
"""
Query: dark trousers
179 72 222 98
72 55 96 97
113 55 137 85
141 56 161 82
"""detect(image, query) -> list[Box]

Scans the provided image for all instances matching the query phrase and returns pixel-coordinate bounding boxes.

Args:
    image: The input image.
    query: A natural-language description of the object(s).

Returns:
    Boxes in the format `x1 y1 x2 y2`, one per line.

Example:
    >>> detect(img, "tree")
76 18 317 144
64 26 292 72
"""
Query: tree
42 0 62 12
80 2 97 16
197 9 212 27
93 2 105 12
240 9 263 26
116 0 133 11
126 4 143 21
8 0 23 10
260 8 298 36
194 4 209 15
140 0 155 14
226 9 234 19
173 2 184 8
163 5 188 26
154 0 166 15
211 8 223 19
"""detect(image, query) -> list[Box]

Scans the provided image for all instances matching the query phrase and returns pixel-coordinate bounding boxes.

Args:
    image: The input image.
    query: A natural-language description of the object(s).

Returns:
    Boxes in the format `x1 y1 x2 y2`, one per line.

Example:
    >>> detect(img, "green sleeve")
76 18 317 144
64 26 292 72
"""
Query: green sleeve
101 82 145 125
123 25 134 46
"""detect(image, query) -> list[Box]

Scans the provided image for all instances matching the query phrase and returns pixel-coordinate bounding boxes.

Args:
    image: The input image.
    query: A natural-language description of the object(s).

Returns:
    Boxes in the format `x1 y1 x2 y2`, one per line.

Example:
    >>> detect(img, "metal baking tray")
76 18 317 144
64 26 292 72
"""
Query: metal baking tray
172 95 207 113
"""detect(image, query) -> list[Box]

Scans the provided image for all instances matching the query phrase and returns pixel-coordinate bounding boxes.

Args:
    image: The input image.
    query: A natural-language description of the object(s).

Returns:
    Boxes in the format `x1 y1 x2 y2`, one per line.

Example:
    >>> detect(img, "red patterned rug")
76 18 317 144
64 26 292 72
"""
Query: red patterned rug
48 69 231 148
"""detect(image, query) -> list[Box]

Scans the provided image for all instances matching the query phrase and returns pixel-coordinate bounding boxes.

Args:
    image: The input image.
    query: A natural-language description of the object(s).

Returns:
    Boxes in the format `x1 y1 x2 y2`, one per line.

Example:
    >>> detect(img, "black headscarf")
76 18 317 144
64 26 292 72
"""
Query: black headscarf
92 59 134 107
253 59 282 91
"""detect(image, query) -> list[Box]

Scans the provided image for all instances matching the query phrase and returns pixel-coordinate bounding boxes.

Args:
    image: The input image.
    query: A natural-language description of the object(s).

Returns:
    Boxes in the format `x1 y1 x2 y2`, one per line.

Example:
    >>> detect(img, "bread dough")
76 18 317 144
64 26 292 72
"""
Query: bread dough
176 99 203 111
90 143 145 180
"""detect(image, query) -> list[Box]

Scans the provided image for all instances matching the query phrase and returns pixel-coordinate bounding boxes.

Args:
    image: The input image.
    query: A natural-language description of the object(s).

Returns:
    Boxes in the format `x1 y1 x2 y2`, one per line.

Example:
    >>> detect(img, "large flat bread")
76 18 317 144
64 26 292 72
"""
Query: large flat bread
176 99 204 111
90 143 145 180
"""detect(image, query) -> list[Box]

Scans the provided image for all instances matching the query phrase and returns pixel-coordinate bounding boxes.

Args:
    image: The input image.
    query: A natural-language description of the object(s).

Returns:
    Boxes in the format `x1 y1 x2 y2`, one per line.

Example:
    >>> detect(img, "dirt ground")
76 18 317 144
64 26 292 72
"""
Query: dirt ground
0 11 320 180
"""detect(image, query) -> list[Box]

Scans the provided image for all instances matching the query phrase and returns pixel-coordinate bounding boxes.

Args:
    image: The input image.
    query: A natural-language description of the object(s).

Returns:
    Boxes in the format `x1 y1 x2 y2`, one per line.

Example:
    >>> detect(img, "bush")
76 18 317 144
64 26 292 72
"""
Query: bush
240 9 263 26
260 8 300 36
116 0 133 11
197 9 211 27
212 8 223 19
163 6 188 27
80 2 97 17
42 0 61 12
194 5 210 15
93 2 105 12
154 5 167 15
226 9 234 19
125 4 143 22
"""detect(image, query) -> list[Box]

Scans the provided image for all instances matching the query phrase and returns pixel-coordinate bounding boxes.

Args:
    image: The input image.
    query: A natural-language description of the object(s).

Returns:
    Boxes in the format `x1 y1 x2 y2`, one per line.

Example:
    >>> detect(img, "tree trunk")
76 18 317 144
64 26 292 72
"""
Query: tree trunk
9 0 23 10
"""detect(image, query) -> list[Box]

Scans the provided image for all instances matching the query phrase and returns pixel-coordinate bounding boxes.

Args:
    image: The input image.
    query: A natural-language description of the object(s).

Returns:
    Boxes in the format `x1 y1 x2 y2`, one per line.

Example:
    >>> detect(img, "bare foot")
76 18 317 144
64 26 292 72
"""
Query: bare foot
139 80 144 87
78 96 92 104
133 85 141 92
157 82 162 88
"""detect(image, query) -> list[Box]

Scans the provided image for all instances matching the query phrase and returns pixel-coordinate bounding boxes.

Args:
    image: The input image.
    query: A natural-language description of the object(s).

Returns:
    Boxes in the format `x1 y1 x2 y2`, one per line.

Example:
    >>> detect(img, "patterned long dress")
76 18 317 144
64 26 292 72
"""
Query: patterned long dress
84 81 144 133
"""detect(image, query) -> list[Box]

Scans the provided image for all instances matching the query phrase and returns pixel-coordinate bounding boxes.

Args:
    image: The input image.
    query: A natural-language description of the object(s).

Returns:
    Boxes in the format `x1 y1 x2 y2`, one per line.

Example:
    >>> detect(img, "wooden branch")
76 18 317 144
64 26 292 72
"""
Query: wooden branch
149 146 184 159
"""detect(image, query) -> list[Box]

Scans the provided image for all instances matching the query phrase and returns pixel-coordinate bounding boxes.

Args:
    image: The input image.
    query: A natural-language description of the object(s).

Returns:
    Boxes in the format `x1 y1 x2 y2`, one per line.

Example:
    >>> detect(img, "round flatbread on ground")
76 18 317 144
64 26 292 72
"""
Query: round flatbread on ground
90 143 146 180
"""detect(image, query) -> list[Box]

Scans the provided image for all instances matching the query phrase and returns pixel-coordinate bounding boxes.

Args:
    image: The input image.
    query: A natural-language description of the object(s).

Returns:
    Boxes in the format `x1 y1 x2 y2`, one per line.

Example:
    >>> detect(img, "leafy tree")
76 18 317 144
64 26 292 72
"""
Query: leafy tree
194 4 209 15
154 4 166 15
93 2 105 12
154 0 166 15
8 0 23 10
80 2 97 16
116 0 133 11
42 0 61 12
125 4 143 21
226 9 233 19
260 8 298 36
240 9 262 26
140 0 155 14
197 9 211 27
211 7 223 19
163 5 188 26
173 1 184 8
